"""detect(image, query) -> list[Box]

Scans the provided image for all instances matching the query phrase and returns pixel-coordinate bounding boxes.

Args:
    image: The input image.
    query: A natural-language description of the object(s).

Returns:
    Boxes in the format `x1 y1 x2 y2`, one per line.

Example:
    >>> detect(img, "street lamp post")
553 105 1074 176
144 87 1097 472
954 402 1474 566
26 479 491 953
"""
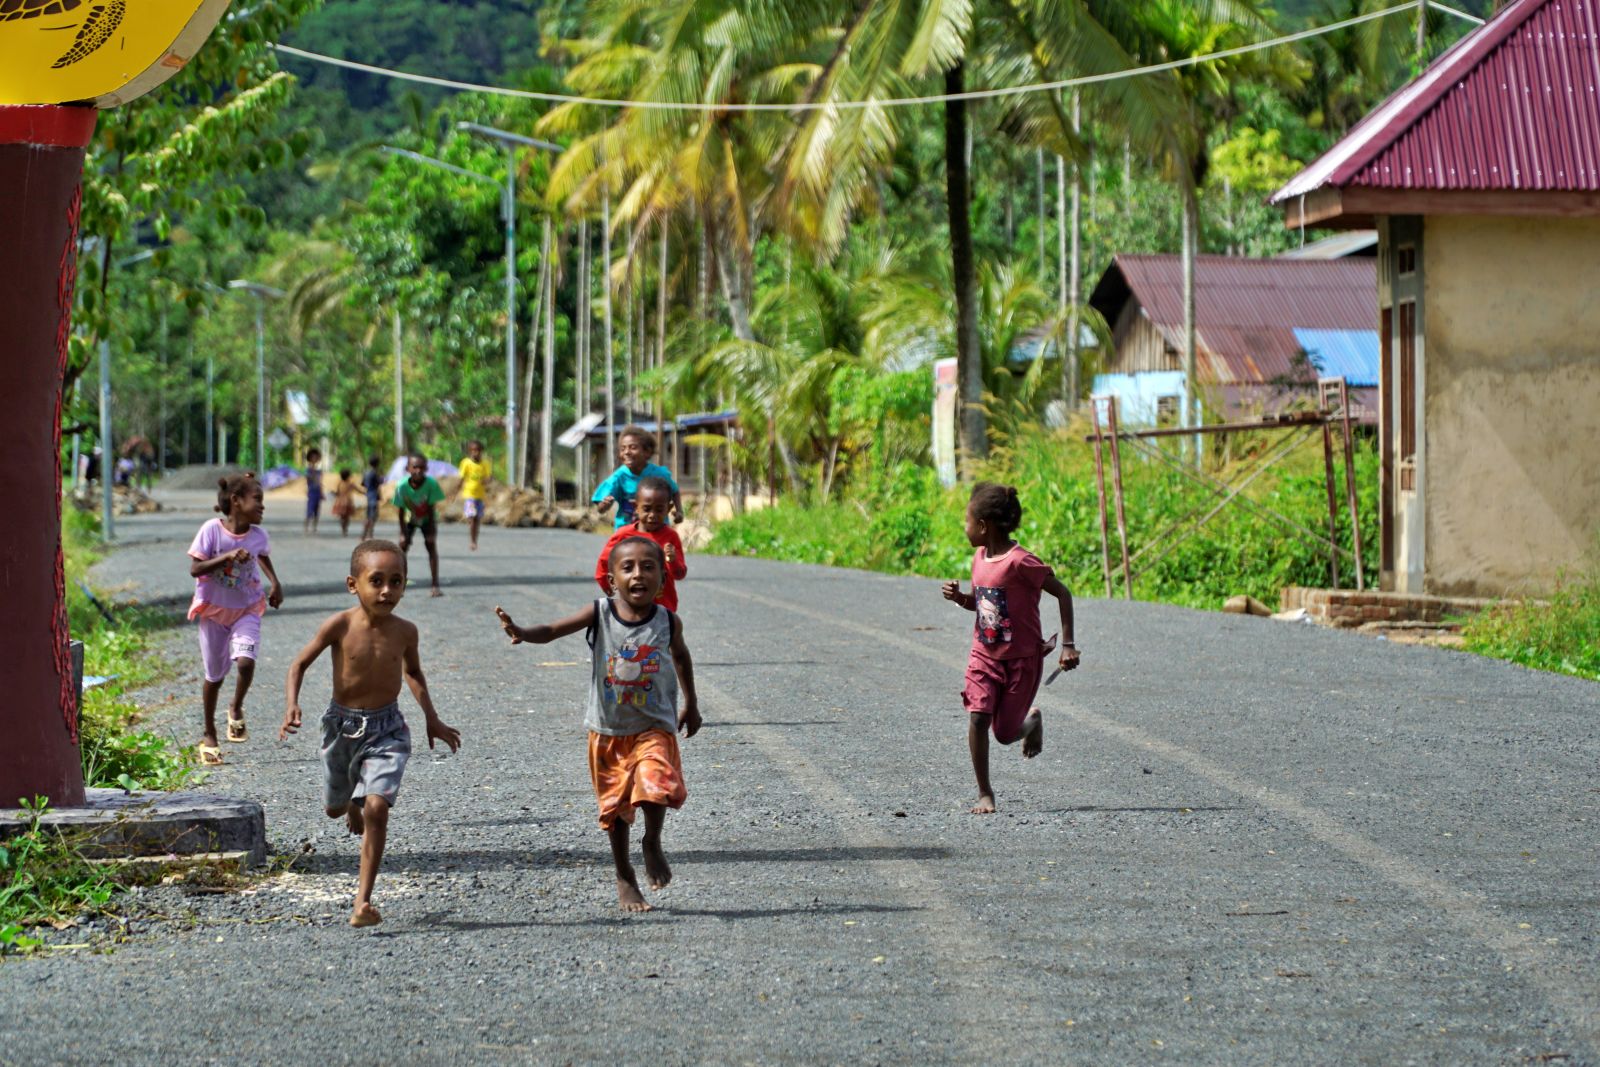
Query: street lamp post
380 144 517 479
227 280 284 472
456 123 563 491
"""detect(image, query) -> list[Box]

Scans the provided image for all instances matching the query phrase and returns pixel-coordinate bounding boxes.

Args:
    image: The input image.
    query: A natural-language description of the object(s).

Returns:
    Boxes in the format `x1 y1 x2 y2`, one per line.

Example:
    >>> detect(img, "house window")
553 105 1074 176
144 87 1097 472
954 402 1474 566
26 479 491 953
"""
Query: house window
1156 395 1179 425
1397 244 1416 276
1398 299 1417 490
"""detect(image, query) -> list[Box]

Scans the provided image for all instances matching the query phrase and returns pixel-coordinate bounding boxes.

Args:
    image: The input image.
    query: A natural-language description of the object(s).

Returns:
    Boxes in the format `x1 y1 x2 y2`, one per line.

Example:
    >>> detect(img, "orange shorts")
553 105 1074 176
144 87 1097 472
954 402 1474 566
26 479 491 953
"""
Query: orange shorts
588 729 687 830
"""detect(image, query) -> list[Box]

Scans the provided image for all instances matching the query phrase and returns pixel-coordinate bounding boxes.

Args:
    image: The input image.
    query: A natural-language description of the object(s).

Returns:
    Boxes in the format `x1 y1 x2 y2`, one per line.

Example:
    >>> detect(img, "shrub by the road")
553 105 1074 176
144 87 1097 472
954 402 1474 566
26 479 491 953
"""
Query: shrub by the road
711 424 1379 610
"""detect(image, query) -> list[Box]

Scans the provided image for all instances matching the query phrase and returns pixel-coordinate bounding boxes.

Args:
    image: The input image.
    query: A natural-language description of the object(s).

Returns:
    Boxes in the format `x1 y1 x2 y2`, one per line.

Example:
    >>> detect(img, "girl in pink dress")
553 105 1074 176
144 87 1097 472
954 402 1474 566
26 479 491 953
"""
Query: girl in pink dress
941 483 1080 814
187 473 283 763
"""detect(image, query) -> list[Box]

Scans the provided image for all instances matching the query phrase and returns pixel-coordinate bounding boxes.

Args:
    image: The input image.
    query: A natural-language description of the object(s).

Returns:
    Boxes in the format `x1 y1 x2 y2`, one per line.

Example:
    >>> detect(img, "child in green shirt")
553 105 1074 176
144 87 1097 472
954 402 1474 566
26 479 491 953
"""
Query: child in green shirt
393 453 445 598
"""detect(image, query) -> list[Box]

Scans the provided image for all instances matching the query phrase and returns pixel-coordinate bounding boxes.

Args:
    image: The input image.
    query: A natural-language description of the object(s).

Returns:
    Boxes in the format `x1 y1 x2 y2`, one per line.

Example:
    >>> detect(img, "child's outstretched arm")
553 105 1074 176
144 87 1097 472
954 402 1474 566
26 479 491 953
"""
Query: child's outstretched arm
402 621 461 752
191 546 249 578
591 470 618 512
1040 573 1081 672
258 553 284 608
669 613 701 737
281 616 339 739
494 603 596 645
670 484 684 524
941 580 976 610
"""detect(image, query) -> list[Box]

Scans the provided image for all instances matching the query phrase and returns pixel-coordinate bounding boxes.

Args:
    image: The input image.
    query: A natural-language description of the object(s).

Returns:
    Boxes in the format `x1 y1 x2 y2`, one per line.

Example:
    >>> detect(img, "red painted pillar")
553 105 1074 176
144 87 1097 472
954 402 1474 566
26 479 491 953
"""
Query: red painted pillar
0 104 97 808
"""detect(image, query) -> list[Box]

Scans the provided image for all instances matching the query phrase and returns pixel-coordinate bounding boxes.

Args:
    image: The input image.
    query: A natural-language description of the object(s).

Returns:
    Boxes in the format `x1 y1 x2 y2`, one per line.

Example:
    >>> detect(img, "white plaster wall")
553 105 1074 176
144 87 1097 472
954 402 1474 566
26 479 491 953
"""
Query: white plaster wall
1423 215 1600 596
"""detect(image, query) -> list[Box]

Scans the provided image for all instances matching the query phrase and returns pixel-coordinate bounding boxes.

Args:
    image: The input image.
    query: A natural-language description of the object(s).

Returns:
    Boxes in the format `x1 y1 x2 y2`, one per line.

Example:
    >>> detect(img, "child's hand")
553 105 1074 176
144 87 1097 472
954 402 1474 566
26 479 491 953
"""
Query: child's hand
494 605 522 643
427 716 461 753
595 496 615 513
279 705 302 741
940 580 963 602
1059 644 1081 672
268 583 283 609
663 543 675 562
231 548 252 565
671 505 684 524
678 703 702 739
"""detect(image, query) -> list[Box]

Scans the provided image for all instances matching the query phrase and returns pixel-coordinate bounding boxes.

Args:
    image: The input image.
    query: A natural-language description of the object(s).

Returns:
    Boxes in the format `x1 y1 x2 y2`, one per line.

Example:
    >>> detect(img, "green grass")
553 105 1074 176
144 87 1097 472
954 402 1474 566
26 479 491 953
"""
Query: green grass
0 799 119 950
63 509 200 792
710 424 1378 610
1461 568 1600 683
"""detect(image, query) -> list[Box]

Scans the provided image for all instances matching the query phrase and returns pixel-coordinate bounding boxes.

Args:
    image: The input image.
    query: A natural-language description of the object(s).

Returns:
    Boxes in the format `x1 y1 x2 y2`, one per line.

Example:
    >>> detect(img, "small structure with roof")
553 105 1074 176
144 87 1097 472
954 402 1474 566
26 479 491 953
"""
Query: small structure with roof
1088 254 1379 425
1271 0 1600 598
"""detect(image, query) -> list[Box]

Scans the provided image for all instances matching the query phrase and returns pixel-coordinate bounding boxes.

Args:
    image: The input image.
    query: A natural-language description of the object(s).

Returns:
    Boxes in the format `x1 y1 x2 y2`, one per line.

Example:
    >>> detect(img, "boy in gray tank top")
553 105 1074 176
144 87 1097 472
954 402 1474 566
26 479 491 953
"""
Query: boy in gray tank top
496 536 702 912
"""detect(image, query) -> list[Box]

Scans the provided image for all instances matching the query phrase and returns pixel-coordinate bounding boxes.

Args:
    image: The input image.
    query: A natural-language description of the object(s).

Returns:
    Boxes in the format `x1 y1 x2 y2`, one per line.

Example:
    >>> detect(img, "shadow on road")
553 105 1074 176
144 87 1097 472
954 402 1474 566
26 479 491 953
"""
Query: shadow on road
402 900 923 931
1038 805 1240 814
292 843 952 875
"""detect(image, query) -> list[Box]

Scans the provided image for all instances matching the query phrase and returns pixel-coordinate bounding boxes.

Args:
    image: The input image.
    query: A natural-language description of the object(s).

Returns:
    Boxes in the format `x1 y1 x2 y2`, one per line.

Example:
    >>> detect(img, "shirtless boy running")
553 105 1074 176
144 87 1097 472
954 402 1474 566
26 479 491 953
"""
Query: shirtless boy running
281 539 461 927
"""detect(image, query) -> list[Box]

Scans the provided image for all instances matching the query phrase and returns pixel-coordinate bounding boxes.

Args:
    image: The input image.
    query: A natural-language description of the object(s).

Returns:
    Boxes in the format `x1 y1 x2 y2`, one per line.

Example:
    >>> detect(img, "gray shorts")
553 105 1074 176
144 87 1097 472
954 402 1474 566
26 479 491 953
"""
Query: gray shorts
321 702 411 811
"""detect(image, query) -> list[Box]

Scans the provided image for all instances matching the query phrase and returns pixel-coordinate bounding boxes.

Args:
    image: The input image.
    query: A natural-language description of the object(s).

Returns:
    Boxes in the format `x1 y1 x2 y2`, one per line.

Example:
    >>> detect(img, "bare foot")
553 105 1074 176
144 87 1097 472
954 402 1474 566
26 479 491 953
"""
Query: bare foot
346 804 365 836
350 902 382 927
430 586 444 598
470 542 478 552
617 872 653 912
971 794 997 815
1021 708 1044 759
642 837 672 890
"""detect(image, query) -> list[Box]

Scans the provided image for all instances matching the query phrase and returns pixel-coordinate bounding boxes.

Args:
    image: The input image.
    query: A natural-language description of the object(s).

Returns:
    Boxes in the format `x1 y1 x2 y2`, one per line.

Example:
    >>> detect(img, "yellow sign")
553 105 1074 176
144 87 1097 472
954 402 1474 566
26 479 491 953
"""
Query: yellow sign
0 0 234 108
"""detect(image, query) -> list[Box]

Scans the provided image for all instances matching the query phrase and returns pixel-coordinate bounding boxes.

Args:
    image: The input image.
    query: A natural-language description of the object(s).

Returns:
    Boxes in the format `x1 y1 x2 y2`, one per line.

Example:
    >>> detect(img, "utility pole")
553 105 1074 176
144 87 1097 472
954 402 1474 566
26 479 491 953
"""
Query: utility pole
1066 91 1083 411
98 338 113 542
393 308 404 452
540 219 556 502
205 351 214 466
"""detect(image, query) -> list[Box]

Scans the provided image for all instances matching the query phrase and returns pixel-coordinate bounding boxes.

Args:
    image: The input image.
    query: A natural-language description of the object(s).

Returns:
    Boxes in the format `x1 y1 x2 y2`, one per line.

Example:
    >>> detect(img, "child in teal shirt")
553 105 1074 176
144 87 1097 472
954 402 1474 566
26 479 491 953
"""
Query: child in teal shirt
593 426 683 529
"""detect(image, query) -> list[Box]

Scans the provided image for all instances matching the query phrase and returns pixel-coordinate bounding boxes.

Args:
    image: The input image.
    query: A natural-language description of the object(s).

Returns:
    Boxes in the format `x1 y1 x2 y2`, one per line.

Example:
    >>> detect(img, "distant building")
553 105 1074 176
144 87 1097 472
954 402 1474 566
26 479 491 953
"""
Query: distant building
1271 0 1600 598
1087 254 1379 425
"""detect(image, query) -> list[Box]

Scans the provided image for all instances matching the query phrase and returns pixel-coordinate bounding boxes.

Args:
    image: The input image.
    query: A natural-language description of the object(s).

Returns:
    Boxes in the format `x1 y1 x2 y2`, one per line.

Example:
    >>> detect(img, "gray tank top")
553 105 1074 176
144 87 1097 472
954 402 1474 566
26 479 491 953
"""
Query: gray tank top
585 598 679 736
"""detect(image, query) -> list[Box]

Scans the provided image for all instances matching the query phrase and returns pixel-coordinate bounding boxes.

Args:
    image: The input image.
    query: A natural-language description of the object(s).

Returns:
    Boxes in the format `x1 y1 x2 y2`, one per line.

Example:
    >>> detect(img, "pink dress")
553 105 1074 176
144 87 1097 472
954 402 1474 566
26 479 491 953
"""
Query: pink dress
961 544 1051 743
187 519 270 683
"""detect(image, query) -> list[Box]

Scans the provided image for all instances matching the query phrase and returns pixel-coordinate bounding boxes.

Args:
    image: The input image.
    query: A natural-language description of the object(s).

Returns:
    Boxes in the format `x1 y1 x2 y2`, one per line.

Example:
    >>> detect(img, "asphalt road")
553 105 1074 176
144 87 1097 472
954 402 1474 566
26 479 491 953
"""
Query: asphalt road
2 493 1597 1066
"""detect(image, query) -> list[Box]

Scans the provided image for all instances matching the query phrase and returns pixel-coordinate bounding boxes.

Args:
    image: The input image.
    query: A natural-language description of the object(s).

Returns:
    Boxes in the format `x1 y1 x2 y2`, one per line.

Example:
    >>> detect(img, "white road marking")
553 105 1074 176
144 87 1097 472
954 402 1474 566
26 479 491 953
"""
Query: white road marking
708 581 1600 1056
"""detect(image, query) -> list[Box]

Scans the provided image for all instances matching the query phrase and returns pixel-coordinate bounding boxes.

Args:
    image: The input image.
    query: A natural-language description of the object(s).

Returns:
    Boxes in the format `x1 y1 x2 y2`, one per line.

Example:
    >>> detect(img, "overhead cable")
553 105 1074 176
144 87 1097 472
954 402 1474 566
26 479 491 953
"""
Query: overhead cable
272 0 1434 113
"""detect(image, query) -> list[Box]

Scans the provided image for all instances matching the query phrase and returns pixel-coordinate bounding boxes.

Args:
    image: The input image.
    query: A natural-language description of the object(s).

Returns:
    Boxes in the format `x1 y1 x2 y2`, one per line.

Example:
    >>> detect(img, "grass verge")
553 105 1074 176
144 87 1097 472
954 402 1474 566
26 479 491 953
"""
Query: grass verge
65 508 200 792
1461 568 1600 683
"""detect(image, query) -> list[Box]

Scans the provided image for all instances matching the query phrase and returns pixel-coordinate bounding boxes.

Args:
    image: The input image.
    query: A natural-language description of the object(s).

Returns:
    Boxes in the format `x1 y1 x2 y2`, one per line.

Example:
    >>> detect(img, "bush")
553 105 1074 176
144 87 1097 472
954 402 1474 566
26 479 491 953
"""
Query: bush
711 423 1380 607
1462 568 1600 682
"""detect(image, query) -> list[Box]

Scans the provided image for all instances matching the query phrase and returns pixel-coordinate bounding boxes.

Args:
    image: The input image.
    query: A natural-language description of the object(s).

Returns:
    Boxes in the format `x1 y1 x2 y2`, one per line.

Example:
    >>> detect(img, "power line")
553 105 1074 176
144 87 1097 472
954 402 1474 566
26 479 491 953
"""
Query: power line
273 0 1434 114
1432 2 1486 26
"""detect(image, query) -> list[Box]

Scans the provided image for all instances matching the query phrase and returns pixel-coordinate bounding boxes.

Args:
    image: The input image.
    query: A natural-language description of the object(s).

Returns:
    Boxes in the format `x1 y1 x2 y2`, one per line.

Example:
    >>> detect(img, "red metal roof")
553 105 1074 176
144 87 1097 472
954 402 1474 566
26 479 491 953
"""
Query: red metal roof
1088 255 1378 385
1274 0 1600 199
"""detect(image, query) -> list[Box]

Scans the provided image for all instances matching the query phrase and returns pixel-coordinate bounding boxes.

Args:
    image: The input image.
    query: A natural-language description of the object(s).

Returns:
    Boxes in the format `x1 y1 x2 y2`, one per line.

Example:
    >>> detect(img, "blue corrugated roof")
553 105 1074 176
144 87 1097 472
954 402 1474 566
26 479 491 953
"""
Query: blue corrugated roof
1293 328 1380 387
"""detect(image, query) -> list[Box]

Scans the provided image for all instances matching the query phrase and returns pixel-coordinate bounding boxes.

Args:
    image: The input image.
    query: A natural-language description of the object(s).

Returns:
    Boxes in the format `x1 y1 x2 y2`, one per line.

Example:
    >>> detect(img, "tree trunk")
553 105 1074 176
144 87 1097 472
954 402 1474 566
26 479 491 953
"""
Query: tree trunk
1181 177 1200 462
602 175 615 469
655 219 669 477
1035 147 1046 285
577 217 590 496
1066 91 1082 410
945 62 986 462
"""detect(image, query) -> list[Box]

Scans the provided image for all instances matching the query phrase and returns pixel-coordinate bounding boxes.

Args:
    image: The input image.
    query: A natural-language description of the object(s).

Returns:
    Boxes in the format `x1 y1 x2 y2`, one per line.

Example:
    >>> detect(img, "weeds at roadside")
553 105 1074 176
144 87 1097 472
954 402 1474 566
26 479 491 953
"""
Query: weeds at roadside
0 800 121 950
1462 566 1600 682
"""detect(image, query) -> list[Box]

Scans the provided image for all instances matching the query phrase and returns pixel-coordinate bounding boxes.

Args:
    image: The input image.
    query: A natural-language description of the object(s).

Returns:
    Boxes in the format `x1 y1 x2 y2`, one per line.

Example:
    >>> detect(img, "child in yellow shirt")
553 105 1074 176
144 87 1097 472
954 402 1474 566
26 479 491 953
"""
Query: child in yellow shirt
455 440 493 552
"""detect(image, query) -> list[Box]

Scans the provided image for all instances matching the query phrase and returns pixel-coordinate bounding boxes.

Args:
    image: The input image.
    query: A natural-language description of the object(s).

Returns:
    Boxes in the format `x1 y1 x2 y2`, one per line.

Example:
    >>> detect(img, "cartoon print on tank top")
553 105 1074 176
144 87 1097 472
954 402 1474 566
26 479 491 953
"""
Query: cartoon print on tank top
605 639 663 708
973 586 1013 646
217 553 254 590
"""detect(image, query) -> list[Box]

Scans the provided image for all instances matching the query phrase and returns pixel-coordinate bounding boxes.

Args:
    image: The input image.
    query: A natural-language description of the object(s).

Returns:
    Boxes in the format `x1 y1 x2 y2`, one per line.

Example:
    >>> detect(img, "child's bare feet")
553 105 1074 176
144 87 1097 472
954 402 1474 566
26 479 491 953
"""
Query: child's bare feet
642 837 672 890
1021 708 1044 759
350 902 382 927
971 793 996 814
616 871 653 912
430 585 444 598
346 804 365 836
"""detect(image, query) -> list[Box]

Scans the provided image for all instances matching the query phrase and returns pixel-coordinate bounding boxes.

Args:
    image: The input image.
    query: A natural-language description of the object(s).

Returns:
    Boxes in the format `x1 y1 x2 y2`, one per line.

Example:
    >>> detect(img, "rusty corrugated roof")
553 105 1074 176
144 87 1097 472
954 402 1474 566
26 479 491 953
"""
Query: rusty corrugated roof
1274 0 1600 200
1088 254 1378 385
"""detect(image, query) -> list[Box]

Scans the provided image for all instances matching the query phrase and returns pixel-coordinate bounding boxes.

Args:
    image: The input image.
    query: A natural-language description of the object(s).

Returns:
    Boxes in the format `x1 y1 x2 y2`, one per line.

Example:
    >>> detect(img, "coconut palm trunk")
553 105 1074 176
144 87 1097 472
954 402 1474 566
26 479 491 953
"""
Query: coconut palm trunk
1181 176 1200 462
945 61 985 462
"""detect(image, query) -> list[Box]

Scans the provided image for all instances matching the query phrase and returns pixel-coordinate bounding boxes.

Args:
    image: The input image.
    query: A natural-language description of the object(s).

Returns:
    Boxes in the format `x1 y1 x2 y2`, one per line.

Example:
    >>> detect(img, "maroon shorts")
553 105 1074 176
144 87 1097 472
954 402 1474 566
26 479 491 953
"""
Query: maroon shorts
961 648 1042 744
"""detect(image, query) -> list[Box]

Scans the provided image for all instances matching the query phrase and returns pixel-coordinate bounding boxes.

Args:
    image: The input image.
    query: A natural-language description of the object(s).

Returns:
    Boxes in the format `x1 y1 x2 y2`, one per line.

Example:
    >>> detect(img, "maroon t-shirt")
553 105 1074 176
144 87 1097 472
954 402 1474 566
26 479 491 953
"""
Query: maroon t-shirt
968 544 1051 660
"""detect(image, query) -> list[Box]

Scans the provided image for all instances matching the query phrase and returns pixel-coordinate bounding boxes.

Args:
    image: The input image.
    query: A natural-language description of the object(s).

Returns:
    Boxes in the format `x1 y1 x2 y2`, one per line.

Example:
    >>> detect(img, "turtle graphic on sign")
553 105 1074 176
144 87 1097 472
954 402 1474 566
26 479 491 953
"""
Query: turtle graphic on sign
1 0 126 70
1 0 233 107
